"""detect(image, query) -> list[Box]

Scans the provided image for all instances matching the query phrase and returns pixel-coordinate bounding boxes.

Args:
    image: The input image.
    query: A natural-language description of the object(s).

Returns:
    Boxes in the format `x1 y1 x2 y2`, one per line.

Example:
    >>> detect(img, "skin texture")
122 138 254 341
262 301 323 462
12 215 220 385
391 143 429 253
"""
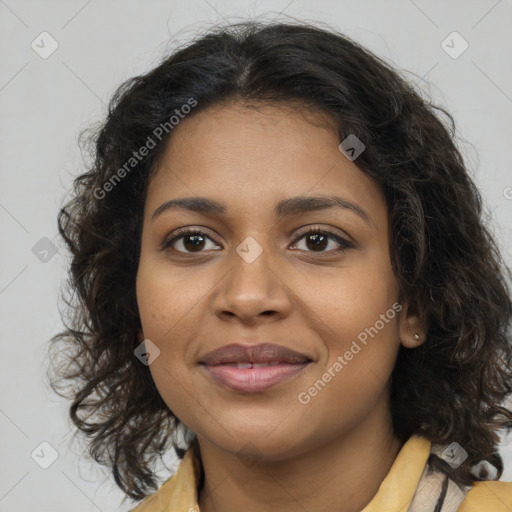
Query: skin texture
136 102 425 512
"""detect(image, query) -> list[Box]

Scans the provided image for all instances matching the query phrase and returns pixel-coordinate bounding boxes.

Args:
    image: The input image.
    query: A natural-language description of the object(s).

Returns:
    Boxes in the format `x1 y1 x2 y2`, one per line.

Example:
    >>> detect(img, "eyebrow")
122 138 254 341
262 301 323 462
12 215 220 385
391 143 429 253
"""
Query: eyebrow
151 195 371 225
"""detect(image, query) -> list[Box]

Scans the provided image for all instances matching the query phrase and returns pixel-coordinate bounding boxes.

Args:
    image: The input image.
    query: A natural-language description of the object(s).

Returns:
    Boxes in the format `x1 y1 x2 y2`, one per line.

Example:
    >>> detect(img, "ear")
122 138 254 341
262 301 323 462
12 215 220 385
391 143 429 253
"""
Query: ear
399 301 426 348
136 330 145 343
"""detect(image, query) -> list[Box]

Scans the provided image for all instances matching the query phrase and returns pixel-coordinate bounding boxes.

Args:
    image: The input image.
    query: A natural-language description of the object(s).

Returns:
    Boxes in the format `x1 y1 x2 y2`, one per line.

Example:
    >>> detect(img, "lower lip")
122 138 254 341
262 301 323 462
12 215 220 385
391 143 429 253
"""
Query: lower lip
201 363 311 392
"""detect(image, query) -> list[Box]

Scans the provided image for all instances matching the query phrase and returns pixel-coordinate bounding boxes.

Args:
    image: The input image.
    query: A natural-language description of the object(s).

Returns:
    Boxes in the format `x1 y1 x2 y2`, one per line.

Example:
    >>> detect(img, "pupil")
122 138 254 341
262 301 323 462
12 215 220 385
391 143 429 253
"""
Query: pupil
307 233 327 251
184 235 205 251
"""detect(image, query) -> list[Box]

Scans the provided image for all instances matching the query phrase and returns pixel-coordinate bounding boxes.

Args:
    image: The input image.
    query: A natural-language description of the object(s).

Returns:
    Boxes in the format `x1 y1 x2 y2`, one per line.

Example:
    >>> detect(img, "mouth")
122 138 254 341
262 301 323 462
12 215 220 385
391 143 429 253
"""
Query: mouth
199 343 312 392
218 361 289 368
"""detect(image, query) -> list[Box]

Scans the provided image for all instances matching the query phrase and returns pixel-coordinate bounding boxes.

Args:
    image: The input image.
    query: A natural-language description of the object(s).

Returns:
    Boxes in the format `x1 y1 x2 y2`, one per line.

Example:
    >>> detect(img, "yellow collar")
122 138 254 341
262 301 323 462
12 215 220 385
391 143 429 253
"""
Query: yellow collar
132 434 432 511
361 435 431 511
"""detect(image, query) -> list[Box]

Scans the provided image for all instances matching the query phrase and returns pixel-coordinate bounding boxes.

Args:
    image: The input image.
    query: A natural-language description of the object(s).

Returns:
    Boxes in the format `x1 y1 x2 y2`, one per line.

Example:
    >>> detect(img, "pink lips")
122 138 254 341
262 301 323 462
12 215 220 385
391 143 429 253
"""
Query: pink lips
199 343 311 392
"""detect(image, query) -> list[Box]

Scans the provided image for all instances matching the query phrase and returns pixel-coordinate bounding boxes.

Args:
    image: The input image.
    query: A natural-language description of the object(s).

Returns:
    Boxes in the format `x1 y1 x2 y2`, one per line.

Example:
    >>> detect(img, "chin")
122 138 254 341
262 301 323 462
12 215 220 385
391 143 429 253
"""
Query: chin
202 424 310 461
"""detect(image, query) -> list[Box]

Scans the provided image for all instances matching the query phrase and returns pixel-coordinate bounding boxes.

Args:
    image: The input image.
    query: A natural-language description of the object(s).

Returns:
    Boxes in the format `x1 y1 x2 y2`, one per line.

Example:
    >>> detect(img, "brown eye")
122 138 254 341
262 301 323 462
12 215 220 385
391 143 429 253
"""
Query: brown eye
181 233 207 252
162 229 220 254
292 228 352 253
304 232 329 251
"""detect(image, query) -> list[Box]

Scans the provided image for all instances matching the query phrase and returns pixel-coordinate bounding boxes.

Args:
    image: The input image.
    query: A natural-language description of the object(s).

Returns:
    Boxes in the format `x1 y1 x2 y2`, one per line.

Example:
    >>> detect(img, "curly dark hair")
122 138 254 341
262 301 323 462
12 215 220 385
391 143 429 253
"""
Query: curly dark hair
47 19 512 502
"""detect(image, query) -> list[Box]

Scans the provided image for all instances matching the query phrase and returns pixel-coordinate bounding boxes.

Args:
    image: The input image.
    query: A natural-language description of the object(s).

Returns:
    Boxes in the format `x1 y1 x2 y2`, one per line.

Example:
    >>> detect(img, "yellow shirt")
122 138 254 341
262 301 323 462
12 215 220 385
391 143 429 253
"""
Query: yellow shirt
130 435 512 511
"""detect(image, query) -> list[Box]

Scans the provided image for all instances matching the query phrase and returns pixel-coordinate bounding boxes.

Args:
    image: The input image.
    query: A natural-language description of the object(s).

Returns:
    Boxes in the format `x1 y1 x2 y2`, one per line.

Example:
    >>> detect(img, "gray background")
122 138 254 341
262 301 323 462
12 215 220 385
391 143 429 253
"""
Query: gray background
1 1 511 511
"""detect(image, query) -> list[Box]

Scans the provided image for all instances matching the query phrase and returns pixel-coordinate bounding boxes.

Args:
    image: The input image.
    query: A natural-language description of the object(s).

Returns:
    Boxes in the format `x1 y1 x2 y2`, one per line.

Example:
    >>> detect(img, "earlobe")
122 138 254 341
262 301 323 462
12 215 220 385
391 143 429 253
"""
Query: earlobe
399 302 426 348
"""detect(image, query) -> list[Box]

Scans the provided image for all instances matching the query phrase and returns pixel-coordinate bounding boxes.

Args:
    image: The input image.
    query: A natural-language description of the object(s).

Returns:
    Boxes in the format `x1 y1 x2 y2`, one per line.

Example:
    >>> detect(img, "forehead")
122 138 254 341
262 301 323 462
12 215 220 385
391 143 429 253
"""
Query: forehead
145 102 386 225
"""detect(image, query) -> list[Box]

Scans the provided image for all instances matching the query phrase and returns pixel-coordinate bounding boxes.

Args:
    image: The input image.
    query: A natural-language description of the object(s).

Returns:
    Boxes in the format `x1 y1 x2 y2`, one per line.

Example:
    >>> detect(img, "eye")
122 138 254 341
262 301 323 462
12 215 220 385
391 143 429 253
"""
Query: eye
291 227 353 254
162 226 353 256
162 228 221 254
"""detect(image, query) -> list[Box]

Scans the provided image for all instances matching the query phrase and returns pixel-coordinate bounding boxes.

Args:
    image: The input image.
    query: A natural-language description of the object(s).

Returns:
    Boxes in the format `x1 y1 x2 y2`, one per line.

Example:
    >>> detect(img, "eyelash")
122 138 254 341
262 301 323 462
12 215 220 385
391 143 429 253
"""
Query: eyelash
161 226 353 255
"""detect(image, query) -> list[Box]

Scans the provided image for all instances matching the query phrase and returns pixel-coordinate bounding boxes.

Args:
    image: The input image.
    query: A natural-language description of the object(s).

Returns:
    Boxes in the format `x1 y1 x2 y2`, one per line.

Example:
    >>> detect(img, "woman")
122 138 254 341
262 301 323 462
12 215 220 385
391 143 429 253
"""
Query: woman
49 20 512 511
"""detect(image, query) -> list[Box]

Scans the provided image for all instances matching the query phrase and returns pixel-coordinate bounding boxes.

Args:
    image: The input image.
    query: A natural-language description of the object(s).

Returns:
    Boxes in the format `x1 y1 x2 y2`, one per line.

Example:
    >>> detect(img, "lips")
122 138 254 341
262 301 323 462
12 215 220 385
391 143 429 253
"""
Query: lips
199 343 311 366
221 361 283 368
199 343 312 392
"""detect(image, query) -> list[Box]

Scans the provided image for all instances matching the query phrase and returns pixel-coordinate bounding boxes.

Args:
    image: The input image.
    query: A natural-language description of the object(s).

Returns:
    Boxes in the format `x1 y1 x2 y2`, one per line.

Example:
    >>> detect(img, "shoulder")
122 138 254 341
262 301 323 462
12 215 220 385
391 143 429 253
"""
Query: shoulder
129 474 178 512
129 444 201 512
458 480 512 511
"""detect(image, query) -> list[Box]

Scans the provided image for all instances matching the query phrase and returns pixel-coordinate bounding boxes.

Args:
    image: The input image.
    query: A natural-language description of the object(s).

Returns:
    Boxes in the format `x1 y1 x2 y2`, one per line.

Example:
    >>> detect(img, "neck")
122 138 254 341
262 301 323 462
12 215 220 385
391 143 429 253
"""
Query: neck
197 398 403 512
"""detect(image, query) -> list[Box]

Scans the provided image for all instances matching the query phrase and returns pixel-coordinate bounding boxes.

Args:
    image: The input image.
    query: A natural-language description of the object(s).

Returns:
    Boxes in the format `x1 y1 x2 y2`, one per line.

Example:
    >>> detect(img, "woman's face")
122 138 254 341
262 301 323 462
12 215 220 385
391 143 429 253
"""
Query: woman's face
136 102 417 459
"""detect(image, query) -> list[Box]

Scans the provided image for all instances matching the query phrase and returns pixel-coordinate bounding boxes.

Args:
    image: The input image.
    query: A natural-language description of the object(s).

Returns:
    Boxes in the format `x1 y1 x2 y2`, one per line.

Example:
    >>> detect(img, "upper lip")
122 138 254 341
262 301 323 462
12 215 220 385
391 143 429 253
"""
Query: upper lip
199 343 311 365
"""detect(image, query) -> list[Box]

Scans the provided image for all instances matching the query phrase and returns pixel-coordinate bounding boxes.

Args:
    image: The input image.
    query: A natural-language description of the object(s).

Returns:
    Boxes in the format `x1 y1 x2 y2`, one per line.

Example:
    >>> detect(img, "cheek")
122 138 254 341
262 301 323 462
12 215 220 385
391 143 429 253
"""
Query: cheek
305 256 400 375
135 264 196 420
135 259 214 400
301 259 398 336
136 258 208 339
297 272 401 435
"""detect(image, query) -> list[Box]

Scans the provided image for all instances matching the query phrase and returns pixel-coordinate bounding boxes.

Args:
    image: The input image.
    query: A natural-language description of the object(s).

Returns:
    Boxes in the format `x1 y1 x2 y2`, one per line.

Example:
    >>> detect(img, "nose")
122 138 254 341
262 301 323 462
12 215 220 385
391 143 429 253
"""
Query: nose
212 243 293 325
